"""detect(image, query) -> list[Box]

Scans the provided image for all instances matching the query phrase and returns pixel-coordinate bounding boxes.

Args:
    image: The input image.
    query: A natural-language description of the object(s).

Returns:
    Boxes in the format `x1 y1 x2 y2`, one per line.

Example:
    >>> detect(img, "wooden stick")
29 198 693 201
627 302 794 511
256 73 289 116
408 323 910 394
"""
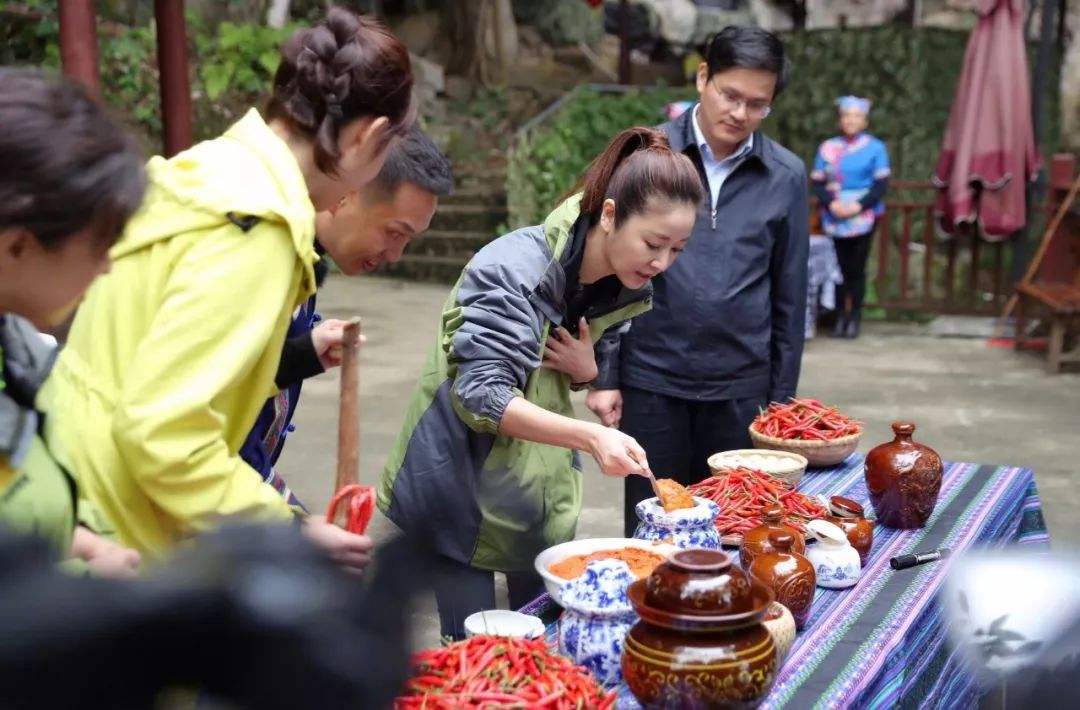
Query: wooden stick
335 317 362 493
1000 173 1080 322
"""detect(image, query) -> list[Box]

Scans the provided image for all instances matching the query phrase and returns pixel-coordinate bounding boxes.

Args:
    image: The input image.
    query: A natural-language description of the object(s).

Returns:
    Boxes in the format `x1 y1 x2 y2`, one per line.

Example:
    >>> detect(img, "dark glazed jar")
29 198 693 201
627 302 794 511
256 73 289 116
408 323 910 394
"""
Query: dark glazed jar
748 531 816 630
740 504 806 569
825 495 874 566
623 549 778 708
864 422 943 529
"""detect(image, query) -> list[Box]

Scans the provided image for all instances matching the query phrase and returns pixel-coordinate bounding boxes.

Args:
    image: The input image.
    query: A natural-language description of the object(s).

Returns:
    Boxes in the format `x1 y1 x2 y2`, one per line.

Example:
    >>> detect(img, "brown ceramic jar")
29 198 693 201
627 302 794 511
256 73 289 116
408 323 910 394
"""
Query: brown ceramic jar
622 549 778 708
864 422 943 529
825 495 874 566
740 504 806 569
748 531 816 630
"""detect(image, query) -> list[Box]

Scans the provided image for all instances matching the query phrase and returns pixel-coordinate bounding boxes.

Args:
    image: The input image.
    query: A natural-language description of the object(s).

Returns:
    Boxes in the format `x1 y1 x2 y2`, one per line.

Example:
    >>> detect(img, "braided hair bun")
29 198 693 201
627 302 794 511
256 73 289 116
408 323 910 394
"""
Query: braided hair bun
267 7 412 175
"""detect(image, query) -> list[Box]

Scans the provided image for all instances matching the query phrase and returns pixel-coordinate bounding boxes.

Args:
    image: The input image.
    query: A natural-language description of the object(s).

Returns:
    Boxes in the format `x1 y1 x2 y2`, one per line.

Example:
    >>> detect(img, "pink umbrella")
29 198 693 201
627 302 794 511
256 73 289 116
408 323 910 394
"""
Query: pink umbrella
933 0 1040 240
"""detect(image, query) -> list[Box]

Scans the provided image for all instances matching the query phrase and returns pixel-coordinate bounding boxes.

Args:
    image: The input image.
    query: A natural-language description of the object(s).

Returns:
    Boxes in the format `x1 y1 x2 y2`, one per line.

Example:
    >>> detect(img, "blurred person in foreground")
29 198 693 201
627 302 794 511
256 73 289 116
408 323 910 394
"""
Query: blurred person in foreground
0 68 144 578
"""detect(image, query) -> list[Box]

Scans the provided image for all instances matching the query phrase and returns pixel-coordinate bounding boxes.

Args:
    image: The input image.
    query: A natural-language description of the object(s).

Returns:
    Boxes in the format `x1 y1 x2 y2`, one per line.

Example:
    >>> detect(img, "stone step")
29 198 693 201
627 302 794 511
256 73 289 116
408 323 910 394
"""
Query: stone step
442 186 507 207
455 170 508 193
382 254 469 284
409 229 496 258
430 203 508 233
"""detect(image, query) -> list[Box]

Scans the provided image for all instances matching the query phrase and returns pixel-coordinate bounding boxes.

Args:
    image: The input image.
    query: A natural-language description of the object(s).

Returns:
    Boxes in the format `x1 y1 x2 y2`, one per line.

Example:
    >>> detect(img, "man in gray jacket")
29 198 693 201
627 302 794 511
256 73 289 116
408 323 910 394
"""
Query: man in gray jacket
585 26 810 535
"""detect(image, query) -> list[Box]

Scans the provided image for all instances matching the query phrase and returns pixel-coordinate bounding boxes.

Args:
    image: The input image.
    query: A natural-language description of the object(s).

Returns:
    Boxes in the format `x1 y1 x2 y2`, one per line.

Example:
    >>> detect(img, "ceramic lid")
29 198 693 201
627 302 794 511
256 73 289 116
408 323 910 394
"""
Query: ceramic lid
829 495 865 518
628 549 773 630
807 519 849 546
767 530 795 552
559 559 636 617
644 549 759 616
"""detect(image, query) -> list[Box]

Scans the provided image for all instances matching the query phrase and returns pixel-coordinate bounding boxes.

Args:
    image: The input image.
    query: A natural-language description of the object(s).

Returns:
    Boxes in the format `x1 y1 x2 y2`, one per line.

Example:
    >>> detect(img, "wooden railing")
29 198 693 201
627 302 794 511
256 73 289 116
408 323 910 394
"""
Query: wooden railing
854 181 1055 316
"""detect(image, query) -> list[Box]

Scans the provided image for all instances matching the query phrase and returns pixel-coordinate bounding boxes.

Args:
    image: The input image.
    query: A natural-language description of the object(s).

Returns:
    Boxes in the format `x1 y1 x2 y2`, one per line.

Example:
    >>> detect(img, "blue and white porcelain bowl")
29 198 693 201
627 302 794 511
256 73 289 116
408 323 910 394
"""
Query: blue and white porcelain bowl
633 496 722 550
557 559 638 687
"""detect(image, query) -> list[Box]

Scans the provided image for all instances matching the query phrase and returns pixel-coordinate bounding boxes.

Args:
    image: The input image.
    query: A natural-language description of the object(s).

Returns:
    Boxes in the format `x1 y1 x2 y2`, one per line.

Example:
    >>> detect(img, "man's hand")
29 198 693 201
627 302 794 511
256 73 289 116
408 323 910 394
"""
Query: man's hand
311 319 367 370
301 517 374 574
586 388 623 428
542 317 598 385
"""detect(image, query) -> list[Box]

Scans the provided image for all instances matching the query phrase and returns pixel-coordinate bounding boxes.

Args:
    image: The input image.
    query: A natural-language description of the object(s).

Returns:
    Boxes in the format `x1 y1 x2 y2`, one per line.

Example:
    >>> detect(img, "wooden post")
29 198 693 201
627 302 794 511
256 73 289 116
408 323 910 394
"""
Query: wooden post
335 318 363 493
154 0 193 157
58 0 101 96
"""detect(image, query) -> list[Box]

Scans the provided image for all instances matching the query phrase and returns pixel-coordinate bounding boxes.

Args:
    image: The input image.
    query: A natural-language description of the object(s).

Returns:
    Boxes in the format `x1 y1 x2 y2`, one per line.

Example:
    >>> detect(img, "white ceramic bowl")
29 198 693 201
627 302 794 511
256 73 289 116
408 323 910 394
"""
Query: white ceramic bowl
534 537 678 607
463 609 546 639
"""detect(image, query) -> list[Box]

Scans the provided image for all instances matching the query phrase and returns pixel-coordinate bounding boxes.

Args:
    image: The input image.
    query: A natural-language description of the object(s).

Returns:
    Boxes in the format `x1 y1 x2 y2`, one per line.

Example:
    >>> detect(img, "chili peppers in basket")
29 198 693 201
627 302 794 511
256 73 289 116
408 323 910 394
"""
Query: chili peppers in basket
325 484 376 535
752 398 861 441
395 635 616 709
687 466 827 537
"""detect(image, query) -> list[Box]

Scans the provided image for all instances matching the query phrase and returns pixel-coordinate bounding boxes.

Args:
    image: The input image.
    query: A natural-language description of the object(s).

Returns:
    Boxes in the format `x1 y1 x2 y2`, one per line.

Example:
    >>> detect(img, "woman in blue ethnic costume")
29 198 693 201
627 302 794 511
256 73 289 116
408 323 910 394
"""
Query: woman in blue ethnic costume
811 96 891 339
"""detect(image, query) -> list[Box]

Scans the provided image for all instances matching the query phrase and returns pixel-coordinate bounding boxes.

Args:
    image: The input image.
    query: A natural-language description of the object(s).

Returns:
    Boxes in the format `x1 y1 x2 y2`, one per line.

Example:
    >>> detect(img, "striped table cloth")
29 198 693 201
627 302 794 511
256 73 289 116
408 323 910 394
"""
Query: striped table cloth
519 456 1048 709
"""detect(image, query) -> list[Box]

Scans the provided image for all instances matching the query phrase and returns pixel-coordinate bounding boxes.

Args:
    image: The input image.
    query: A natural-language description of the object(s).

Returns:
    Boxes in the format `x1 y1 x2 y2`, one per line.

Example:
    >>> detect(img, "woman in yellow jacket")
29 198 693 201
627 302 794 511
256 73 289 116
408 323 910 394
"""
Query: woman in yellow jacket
41 8 413 567
0 68 144 576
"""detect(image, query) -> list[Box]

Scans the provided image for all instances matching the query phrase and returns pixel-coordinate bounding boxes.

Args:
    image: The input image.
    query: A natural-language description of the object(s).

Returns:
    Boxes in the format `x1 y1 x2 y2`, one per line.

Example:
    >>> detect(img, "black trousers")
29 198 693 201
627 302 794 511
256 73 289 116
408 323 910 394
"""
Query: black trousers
620 386 765 537
832 228 876 313
431 554 545 640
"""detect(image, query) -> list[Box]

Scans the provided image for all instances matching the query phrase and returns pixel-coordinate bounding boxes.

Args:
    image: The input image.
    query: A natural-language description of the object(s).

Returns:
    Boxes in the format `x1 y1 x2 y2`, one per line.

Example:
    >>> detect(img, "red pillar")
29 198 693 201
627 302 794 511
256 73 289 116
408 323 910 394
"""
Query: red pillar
154 0 193 157
58 0 101 96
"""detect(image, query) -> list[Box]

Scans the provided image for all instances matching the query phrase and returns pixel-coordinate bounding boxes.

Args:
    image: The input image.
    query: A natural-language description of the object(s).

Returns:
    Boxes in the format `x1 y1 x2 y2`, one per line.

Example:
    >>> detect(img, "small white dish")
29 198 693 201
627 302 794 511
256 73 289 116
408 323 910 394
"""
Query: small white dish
463 609 545 639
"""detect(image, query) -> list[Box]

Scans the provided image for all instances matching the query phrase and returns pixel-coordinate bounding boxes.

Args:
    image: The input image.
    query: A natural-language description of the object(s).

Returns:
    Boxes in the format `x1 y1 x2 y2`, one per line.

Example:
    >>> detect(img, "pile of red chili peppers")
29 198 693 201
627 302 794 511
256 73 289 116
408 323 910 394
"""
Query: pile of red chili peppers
325 484 376 534
688 466 827 536
751 398 861 441
395 635 615 709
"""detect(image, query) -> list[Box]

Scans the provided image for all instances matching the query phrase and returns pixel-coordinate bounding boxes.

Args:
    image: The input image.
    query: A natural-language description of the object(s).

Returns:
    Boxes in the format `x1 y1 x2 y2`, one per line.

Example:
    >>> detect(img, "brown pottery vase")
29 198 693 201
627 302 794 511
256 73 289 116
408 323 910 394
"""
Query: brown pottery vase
740 505 806 569
622 549 778 709
864 422 943 529
748 531 816 630
824 495 874 566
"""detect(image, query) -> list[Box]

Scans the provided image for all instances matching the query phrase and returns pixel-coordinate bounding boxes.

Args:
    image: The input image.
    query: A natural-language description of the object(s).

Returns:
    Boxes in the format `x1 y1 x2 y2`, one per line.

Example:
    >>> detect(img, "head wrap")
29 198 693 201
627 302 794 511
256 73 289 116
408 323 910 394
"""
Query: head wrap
836 96 872 114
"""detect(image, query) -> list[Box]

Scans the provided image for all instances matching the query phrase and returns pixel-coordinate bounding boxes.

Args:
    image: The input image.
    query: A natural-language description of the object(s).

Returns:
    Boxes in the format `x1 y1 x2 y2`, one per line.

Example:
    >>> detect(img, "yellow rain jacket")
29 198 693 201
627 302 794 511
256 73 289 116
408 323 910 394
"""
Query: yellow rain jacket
39 109 319 559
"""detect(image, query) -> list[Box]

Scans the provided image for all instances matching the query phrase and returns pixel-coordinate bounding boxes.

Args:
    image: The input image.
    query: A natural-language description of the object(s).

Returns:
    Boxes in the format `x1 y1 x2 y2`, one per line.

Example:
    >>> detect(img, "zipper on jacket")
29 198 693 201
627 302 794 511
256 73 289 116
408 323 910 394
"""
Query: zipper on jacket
711 207 717 229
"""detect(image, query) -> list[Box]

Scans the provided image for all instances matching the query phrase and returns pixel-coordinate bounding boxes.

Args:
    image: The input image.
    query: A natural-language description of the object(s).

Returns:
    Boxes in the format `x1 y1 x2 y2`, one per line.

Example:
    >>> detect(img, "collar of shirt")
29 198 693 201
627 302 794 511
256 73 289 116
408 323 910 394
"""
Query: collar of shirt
691 104 753 208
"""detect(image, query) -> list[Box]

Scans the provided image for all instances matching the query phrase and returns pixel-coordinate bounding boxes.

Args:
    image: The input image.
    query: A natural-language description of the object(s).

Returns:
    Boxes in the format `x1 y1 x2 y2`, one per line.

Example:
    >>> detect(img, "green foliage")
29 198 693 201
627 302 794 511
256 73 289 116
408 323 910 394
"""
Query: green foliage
99 26 161 142
507 86 693 226
0 0 59 65
512 0 604 46
0 3 293 153
508 26 1062 227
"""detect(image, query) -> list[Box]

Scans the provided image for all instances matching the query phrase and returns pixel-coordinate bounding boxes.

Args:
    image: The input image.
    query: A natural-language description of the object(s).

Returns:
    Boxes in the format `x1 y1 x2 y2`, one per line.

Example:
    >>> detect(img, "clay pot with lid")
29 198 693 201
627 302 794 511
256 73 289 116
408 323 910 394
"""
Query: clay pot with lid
748 531 816 630
825 495 874 566
740 504 806 569
864 422 943 529
622 549 778 708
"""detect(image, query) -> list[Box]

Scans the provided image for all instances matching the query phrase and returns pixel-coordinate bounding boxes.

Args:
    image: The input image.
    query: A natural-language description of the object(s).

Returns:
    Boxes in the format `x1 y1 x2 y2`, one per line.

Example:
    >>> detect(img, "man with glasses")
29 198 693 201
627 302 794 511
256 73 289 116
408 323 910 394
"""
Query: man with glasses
584 26 810 536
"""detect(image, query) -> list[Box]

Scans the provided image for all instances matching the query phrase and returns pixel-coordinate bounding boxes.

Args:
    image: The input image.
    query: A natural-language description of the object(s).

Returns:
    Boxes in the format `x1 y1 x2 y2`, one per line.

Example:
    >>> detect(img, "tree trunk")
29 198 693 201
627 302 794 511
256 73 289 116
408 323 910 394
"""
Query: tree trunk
267 0 290 27
442 0 516 87
789 0 807 30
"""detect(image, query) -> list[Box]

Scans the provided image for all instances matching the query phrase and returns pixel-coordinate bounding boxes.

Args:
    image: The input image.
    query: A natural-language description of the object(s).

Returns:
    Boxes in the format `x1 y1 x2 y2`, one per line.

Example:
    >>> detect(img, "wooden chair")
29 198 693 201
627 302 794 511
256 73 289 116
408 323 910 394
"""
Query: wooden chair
1013 156 1080 373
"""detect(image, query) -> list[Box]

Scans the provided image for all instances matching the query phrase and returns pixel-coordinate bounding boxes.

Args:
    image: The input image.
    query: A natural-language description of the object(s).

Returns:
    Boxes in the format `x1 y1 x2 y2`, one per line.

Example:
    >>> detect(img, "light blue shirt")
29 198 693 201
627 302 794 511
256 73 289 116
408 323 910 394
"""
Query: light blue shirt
691 103 754 211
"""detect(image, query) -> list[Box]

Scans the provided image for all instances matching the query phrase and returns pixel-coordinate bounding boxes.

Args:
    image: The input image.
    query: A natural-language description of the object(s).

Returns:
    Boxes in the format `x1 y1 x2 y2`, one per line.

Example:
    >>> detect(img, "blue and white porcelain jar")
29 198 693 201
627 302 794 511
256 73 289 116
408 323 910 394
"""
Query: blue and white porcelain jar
806 519 861 589
633 496 722 550
557 559 638 687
